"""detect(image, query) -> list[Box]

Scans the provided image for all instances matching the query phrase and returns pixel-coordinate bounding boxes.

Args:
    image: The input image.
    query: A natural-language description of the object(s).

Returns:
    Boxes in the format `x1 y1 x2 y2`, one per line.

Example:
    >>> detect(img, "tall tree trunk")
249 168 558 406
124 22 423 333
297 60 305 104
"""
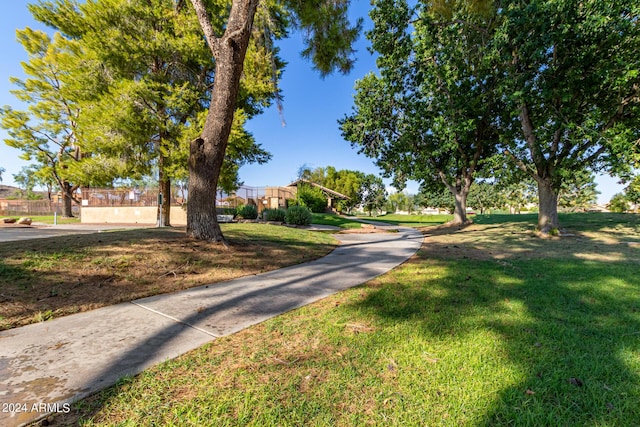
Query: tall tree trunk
158 151 171 227
440 171 471 226
537 177 560 233
452 190 468 225
60 181 74 217
188 0 258 242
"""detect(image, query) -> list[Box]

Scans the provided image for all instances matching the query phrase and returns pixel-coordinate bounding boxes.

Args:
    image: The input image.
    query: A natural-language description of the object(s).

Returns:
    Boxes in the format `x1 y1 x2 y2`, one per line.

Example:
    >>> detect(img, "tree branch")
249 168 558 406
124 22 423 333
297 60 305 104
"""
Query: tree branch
190 0 221 55
222 0 259 44
503 148 539 183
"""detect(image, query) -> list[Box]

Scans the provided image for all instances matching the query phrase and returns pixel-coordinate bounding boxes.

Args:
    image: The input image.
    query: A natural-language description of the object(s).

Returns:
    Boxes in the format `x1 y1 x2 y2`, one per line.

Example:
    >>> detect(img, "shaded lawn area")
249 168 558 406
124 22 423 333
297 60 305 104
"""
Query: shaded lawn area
0 224 337 330
39 214 640 426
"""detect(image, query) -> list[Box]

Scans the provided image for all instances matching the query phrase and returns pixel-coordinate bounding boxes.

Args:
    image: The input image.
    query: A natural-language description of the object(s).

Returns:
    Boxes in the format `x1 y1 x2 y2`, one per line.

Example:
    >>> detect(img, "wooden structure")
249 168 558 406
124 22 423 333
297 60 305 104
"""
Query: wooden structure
287 179 351 211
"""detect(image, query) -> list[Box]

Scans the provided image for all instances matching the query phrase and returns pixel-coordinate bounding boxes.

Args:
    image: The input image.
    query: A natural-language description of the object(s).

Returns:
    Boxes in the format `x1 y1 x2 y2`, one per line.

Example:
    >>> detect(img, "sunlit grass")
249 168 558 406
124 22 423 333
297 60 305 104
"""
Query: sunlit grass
310 213 363 229
25 215 81 224
365 213 454 227
45 214 640 425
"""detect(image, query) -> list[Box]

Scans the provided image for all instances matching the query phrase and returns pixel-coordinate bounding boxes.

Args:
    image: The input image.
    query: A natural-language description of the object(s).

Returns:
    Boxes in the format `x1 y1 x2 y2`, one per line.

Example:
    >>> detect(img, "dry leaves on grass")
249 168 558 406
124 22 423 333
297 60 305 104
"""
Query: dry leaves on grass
0 226 335 330
416 222 637 263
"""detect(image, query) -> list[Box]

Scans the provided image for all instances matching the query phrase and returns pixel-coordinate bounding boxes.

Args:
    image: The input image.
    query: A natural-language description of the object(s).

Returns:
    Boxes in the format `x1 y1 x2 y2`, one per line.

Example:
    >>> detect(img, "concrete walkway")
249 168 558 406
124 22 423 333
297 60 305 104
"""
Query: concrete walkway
0 224 423 427
0 223 153 243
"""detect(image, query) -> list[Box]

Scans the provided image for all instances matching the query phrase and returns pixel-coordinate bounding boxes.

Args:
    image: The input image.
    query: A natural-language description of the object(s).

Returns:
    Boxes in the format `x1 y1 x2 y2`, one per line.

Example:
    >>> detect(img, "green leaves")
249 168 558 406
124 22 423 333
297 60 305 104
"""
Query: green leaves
0 28 82 195
342 0 502 223
285 0 363 77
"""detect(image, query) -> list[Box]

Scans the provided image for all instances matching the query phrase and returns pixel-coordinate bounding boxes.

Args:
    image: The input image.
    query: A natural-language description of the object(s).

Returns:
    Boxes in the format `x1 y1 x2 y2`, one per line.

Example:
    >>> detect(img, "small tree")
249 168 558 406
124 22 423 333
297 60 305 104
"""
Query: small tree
13 165 51 200
502 181 537 215
468 182 503 215
415 186 455 214
558 170 600 212
296 165 368 214
609 193 630 213
387 192 413 213
360 174 387 216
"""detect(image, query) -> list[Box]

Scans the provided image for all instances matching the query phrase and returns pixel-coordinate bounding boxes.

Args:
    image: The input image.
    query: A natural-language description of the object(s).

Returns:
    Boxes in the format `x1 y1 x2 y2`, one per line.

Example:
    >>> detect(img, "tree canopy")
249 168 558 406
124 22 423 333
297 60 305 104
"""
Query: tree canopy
26 0 277 225
342 0 639 231
0 28 83 216
495 0 640 232
340 0 502 225
297 165 387 214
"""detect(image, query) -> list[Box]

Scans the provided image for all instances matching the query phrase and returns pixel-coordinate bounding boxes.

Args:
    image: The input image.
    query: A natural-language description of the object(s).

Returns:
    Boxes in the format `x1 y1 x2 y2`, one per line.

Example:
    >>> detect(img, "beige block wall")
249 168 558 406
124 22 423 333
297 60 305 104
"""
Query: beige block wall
81 206 187 225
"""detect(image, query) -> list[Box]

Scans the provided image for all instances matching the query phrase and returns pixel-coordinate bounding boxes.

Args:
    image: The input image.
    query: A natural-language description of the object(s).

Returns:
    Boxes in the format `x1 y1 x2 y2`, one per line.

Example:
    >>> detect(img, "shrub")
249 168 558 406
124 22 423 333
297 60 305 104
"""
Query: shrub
216 207 237 216
236 204 258 219
297 184 327 213
286 206 312 225
262 208 286 222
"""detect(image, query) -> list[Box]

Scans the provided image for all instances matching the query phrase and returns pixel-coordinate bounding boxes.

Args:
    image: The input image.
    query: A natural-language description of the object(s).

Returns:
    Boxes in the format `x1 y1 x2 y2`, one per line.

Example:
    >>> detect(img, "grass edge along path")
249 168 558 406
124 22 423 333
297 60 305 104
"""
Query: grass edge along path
41 213 640 426
0 223 337 330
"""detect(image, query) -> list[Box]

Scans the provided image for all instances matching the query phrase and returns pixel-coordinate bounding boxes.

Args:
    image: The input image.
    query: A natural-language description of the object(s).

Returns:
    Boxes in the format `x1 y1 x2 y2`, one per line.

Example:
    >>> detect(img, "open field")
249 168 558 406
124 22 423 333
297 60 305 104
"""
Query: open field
364 213 455 227
0 224 337 330
310 213 364 229
40 213 640 426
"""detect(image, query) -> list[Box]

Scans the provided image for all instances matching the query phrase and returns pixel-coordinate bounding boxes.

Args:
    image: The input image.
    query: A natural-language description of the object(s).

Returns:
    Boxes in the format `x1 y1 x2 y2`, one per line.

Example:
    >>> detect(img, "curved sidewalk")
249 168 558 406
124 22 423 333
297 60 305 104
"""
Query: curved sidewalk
0 225 423 427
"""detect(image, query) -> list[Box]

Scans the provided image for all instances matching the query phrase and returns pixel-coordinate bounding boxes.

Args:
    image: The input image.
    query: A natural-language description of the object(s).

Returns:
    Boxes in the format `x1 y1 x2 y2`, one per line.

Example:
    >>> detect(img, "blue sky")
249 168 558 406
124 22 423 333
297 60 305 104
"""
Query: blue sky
0 0 625 203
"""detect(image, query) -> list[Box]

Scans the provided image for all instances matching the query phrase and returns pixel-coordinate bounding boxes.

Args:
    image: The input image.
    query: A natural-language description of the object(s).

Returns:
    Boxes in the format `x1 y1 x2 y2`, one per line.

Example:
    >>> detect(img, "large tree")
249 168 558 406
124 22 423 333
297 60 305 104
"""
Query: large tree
340 0 502 225
495 0 640 233
187 0 362 242
0 29 82 217
31 0 275 226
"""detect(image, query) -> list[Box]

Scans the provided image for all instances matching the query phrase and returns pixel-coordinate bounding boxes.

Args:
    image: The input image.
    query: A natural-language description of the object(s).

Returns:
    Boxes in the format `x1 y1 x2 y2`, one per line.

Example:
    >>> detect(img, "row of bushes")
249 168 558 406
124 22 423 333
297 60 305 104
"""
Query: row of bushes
234 205 312 226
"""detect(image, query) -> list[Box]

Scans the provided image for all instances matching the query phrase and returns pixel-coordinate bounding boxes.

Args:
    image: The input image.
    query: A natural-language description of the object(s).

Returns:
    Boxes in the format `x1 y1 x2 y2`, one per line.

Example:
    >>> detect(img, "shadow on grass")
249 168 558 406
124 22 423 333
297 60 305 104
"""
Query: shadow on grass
347 225 640 424
0 225 336 330
474 212 639 233
6 226 421 427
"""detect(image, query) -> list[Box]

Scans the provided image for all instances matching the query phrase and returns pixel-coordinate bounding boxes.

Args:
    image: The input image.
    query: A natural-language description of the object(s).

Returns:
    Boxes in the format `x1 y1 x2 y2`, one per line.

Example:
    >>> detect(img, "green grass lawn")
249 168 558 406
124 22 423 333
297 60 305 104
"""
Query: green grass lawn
362 213 454 227
21 214 81 224
311 213 364 229
48 213 640 426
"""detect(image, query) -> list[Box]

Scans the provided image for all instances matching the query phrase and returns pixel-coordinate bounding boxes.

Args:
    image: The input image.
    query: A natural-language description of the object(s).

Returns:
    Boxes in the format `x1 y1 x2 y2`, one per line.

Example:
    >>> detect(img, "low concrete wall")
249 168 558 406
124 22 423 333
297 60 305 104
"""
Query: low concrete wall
81 206 187 225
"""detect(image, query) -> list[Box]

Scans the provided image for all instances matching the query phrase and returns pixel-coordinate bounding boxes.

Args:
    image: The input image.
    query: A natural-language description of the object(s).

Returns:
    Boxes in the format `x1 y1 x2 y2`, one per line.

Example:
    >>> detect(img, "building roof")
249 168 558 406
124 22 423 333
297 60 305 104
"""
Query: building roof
287 179 351 200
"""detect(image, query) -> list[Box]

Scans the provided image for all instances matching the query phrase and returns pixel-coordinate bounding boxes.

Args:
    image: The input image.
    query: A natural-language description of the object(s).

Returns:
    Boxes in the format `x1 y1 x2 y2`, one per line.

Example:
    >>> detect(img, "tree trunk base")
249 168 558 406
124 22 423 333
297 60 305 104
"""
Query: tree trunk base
447 218 474 228
535 225 564 238
187 220 228 246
